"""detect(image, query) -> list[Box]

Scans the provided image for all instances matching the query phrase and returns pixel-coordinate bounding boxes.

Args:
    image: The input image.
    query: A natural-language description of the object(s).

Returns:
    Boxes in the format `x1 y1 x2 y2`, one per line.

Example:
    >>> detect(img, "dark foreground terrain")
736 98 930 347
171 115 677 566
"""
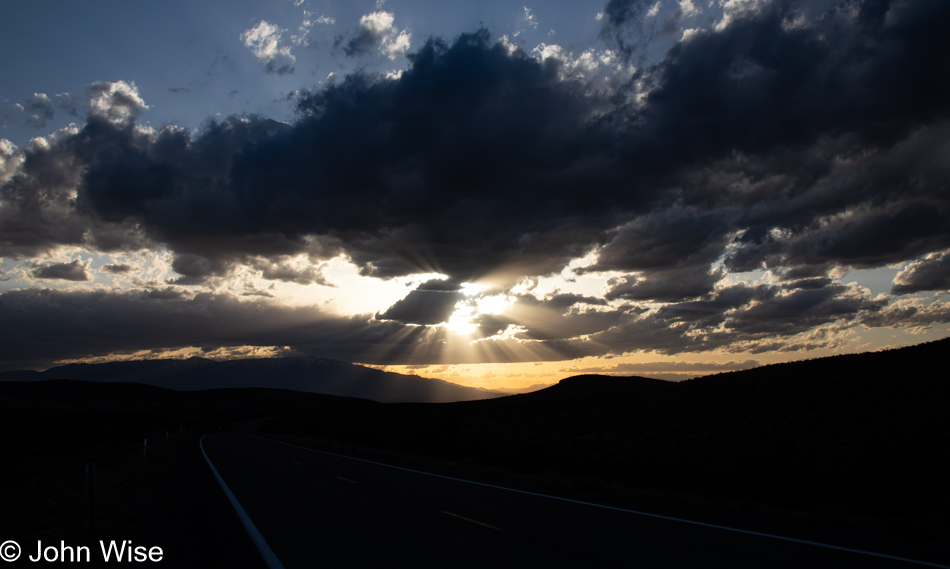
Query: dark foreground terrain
260 338 950 540
0 382 374 555
1 339 948 566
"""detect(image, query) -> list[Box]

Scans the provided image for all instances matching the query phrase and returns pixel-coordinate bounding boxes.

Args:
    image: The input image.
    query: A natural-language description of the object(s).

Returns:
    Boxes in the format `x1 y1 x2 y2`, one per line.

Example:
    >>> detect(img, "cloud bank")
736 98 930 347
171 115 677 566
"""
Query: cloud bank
1 0 949 370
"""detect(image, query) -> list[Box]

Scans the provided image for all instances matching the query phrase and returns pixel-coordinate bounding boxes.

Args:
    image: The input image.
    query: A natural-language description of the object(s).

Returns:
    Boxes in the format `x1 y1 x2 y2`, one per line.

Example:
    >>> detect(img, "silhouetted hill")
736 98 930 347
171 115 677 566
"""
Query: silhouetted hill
0 378 375 415
506 374 673 401
0 356 503 403
261 338 950 536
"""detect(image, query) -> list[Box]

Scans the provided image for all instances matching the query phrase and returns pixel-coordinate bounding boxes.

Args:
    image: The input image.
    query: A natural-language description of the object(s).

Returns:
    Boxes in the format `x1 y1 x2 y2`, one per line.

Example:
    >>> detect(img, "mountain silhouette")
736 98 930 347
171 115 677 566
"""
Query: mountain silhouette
0 356 502 403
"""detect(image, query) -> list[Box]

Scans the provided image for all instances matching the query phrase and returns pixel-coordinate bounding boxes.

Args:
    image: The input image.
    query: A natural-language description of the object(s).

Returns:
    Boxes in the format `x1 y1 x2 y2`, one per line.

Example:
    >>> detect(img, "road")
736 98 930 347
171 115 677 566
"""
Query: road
200 433 949 569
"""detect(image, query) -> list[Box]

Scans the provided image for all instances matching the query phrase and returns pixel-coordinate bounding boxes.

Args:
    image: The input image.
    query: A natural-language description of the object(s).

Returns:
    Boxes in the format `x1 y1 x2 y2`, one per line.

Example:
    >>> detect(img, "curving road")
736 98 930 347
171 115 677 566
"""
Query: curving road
200 433 950 569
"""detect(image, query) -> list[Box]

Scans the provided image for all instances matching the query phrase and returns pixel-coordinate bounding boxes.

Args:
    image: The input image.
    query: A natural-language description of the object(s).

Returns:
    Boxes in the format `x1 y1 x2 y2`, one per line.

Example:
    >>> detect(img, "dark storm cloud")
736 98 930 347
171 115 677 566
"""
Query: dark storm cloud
250 258 335 287
536 293 608 310
0 139 93 255
169 253 232 285
781 277 832 290
586 209 732 301
603 266 724 302
0 83 156 258
31 259 89 281
377 279 465 325
0 30 617 282
653 283 776 327
336 25 382 57
631 1 950 161
585 209 730 273
101 263 134 274
0 279 928 373
143 286 190 300
0 0 946 343
598 0 662 60
600 0 653 28
566 279 885 357
891 251 950 295
616 0 950 276
722 283 885 335
0 288 439 372
861 298 950 330
723 150 950 274
414 279 462 292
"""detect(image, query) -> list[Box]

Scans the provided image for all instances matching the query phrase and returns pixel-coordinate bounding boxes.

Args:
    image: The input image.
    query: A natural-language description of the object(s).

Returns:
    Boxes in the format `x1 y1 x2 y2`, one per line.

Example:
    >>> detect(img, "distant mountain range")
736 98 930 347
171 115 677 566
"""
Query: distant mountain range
0 356 503 403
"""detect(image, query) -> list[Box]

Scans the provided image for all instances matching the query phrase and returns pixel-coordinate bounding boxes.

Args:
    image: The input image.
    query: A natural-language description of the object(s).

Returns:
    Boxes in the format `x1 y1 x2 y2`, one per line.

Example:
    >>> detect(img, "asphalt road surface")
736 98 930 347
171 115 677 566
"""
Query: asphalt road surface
200 433 949 569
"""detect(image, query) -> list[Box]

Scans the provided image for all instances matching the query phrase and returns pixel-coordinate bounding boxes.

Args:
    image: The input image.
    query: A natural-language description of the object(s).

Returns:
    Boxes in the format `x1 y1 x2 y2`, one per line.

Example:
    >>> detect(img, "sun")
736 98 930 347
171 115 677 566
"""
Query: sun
442 284 515 336
444 309 479 335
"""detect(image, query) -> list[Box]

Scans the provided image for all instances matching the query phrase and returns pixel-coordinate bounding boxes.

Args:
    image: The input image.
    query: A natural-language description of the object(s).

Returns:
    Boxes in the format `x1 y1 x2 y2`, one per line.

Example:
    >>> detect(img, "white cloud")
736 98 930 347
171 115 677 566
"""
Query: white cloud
241 20 296 75
383 30 412 59
292 11 335 46
354 11 412 60
523 6 539 29
679 0 701 17
499 34 519 54
293 21 314 46
531 43 634 84
359 11 395 35
647 1 662 17
0 139 23 185
513 6 540 38
717 0 769 30
87 80 149 125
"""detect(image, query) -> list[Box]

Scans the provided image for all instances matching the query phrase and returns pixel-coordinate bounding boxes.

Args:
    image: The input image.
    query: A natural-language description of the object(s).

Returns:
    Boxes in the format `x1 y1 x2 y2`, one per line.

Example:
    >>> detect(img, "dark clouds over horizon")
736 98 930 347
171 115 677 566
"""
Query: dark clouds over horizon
2 0 950 371
0 276 944 375
4 273 944 372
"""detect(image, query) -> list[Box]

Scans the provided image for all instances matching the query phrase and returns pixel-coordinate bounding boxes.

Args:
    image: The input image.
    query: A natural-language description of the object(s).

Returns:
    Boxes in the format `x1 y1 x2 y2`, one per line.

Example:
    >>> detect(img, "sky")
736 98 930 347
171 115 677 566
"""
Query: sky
1 0 949 390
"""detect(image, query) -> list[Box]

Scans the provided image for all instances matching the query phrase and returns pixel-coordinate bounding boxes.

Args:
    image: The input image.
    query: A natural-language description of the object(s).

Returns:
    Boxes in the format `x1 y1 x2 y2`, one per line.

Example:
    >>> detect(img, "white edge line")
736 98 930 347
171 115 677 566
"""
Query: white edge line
200 435 286 569
256 436 950 569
